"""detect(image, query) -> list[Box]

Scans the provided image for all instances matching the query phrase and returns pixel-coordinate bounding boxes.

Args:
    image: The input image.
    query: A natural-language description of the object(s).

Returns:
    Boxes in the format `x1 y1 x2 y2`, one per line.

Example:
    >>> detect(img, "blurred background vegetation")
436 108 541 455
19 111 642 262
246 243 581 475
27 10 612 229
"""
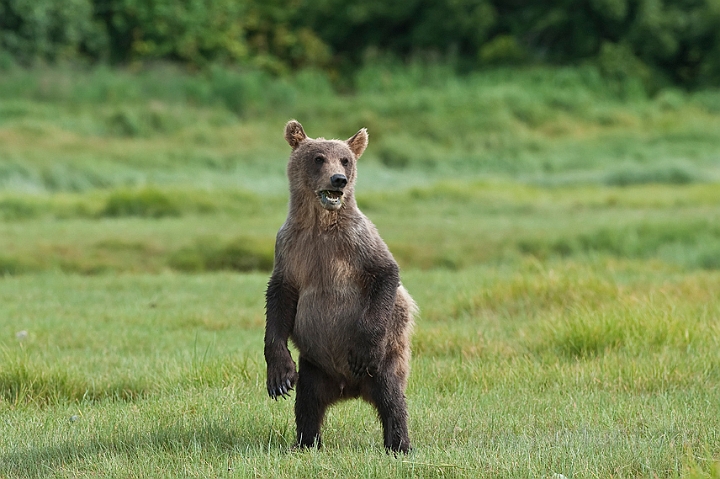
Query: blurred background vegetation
1 0 720 276
1 0 720 89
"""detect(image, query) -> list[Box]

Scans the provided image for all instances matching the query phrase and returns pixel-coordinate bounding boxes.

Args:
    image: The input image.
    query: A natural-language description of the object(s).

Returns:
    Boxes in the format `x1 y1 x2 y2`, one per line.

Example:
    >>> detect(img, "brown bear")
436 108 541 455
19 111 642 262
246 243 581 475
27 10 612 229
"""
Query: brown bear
264 120 417 453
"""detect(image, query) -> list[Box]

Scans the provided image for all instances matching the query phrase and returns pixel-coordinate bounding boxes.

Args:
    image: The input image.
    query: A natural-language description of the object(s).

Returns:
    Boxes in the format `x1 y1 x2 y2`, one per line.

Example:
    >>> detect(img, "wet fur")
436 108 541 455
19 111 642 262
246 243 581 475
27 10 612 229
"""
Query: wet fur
264 120 416 453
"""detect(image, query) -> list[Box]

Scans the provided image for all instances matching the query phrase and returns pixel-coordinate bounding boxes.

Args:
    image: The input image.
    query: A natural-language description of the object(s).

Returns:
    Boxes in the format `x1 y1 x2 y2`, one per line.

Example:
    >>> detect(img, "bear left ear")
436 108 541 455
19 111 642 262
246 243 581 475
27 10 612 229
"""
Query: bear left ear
346 128 368 158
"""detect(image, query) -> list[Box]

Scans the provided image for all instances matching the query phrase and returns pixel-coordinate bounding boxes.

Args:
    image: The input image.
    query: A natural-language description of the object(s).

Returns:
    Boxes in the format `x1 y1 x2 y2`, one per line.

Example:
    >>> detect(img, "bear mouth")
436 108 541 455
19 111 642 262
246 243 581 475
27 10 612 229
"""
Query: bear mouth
318 190 344 210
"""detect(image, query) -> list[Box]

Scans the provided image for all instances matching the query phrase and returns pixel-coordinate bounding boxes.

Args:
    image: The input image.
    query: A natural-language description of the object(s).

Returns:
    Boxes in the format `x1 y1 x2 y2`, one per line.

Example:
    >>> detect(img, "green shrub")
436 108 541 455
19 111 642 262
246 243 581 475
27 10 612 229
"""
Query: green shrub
692 244 720 270
94 0 247 65
376 143 411 169
691 89 720 114
604 163 702 186
168 236 273 273
101 188 181 218
596 42 656 97
479 35 527 65
0 0 106 64
0 197 39 220
0 255 32 275
94 0 329 70
1 0 720 88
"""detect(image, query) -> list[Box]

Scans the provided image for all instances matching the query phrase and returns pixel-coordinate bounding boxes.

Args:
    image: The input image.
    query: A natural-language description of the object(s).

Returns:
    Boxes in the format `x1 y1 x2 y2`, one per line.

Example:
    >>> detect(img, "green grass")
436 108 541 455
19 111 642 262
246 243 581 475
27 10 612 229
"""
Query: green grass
1 65 720 477
1 182 719 274
1 65 720 194
1 264 719 477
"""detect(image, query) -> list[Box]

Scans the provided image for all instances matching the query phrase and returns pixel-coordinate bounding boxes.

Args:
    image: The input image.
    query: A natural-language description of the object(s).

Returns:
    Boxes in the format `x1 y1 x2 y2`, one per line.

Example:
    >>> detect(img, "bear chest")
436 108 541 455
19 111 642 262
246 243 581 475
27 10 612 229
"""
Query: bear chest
284 230 366 373
284 230 363 291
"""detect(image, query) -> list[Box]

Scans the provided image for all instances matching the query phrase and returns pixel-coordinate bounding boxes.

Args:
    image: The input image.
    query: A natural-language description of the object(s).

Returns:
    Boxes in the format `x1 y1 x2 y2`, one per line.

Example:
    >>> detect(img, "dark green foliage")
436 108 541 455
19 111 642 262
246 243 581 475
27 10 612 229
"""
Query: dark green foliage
1 0 719 87
492 0 720 88
376 141 412 170
301 0 720 87
91 0 329 70
168 236 273 273
603 163 702 186
0 197 38 220
0 0 107 64
101 188 181 218
299 0 497 65
697 247 720 270
0 255 32 275
93 0 248 65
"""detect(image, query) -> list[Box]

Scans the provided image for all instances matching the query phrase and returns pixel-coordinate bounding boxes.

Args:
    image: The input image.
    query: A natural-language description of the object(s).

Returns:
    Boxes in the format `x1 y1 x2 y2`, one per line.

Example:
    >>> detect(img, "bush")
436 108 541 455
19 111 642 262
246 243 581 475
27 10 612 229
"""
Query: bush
101 188 181 218
603 163 702 186
0 197 39 220
94 0 248 65
168 236 273 273
0 255 32 275
2 0 720 88
0 0 107 64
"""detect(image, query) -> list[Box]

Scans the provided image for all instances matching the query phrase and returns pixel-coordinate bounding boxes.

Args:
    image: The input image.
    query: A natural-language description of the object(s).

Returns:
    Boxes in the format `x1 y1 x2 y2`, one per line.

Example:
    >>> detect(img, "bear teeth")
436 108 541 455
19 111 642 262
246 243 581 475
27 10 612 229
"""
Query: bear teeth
319 190 343 209
320 190 341 198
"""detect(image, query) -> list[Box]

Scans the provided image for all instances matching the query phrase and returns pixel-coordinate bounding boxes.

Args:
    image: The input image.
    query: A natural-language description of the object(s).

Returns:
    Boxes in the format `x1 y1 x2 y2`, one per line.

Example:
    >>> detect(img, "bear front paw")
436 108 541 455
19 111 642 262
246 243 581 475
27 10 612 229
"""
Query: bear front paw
267 359 298 400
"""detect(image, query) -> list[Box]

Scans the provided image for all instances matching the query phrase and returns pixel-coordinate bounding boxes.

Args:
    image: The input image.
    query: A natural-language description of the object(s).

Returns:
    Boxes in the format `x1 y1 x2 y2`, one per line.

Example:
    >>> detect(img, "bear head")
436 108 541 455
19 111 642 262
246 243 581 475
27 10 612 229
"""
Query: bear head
284 120 368 212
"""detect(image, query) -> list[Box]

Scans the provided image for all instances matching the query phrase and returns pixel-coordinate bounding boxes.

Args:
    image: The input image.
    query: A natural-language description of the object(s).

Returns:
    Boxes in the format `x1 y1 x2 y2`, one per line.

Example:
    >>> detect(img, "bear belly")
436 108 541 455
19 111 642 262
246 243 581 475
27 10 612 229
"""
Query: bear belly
292 286 363 379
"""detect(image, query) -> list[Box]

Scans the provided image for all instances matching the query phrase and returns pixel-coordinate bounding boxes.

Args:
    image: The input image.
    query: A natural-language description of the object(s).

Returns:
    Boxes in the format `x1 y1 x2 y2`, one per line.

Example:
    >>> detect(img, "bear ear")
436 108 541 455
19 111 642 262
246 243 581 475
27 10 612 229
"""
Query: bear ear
285 120 308 150
346 128 368 158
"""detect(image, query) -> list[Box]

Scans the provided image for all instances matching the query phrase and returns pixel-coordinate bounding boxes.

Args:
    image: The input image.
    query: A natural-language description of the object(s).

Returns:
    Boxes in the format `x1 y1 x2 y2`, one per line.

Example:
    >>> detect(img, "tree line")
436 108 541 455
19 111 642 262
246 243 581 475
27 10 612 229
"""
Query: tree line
1 0 719 88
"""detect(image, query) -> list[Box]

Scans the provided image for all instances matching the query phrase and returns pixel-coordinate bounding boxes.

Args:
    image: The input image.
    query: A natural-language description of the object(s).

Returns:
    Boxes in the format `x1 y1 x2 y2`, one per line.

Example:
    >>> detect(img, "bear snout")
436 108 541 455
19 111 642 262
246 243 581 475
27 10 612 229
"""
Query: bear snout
330 174 347 189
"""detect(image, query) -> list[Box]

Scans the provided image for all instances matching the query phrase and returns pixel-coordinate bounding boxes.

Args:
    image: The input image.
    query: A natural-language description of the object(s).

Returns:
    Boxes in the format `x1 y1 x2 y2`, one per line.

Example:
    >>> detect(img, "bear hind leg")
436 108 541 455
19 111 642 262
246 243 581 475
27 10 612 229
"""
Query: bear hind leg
368 364 411 454
294 357 342 449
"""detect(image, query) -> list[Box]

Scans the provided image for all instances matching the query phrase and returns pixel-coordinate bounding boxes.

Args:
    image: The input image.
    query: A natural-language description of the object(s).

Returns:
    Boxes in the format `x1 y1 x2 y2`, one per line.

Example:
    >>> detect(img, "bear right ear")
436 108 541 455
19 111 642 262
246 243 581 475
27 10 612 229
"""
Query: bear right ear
285 120 307 150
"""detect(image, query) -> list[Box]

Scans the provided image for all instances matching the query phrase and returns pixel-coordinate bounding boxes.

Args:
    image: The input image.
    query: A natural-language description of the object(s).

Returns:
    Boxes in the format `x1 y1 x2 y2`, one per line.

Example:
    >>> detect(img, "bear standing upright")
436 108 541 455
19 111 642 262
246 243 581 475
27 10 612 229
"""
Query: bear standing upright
264 120 417 453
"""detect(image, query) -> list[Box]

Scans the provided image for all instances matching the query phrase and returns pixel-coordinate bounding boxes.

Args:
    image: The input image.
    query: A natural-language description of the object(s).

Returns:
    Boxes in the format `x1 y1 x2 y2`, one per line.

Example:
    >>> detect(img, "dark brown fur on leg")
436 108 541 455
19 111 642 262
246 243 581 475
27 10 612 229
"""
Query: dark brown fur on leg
294 357 342 449
367 361 411 454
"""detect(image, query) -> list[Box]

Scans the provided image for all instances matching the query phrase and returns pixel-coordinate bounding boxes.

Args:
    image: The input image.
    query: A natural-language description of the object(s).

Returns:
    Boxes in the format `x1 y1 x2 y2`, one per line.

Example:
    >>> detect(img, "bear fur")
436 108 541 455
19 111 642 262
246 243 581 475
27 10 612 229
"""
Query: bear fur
264 120 417 453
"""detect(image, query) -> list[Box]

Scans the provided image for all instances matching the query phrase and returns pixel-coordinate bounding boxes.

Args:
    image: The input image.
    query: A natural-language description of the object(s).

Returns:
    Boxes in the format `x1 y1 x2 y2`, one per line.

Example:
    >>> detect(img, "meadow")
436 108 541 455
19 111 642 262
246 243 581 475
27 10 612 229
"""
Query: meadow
1 63 720 478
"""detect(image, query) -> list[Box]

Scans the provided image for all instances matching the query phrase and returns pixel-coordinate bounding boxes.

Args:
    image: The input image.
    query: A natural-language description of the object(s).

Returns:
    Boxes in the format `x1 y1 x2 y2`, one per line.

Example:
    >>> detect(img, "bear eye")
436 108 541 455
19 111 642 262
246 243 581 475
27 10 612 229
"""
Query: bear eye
314 156 324 165
341 158 349 166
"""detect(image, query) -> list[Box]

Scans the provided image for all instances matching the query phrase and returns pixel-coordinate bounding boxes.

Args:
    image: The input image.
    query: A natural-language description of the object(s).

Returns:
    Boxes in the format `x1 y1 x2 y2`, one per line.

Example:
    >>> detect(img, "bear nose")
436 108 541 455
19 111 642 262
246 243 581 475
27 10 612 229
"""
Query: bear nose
330 174 347 188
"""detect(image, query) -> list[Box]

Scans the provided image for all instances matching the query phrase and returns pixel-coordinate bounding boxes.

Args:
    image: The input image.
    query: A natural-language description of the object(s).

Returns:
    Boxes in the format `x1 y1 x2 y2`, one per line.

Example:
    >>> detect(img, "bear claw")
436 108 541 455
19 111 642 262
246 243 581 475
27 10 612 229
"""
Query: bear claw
267 366 297 400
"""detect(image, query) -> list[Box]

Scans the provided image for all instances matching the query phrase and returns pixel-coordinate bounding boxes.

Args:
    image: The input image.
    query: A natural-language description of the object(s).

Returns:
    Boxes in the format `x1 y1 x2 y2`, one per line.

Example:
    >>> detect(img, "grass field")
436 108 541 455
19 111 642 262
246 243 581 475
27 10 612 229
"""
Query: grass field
1 64 720 478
